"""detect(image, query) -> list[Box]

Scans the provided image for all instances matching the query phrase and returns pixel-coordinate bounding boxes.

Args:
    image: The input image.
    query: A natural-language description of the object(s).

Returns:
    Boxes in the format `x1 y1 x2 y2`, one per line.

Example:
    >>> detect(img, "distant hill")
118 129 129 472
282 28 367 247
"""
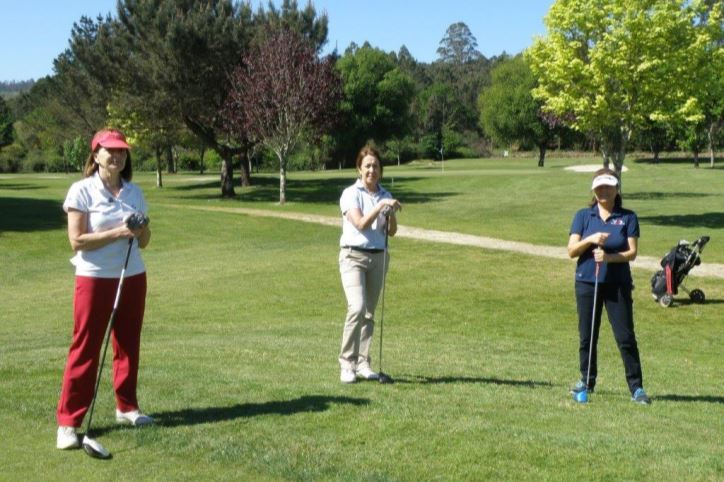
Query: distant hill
0 80 35 99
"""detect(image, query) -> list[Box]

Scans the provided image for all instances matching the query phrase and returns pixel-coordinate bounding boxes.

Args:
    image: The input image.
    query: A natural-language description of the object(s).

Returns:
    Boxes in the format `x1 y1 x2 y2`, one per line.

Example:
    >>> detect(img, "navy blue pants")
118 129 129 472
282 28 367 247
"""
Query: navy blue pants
575 281 643 395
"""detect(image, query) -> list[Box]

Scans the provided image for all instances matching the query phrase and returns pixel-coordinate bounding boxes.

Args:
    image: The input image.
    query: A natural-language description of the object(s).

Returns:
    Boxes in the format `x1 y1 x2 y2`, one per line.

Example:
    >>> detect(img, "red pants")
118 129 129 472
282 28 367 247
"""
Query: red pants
57 273 147 427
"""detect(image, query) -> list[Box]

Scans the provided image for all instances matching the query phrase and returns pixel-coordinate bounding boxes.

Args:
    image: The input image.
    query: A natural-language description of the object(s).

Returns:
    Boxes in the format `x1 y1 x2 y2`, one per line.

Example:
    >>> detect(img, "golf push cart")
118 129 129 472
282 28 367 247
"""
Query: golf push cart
651 235 710 308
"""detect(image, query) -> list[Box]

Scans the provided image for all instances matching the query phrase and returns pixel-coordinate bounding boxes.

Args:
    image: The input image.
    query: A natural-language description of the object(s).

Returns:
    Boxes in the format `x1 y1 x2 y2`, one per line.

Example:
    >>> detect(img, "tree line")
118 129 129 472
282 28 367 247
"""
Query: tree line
0 0 721 202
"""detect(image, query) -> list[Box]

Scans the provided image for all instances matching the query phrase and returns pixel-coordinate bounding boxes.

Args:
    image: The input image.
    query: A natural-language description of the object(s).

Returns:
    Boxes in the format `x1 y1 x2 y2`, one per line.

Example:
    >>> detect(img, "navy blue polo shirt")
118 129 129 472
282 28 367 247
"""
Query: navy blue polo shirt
570 205 640 286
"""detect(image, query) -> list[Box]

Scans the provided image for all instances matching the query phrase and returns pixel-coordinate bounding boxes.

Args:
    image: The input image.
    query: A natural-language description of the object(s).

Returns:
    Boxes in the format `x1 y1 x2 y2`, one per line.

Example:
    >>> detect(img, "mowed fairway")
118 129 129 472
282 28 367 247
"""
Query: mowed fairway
1 157 722 481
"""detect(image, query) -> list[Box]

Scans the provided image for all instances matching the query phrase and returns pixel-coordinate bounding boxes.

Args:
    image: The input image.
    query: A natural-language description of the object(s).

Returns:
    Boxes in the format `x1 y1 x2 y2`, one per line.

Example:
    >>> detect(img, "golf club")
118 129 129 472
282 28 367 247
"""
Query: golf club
377 210 393 384
82 231 137 459
576 261 600 404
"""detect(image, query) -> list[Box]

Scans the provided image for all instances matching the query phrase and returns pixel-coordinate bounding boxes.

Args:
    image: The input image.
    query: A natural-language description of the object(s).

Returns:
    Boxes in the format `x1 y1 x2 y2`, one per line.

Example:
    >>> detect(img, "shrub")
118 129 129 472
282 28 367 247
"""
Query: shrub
45 152 69 172
0 143 26 172
22 150 48 172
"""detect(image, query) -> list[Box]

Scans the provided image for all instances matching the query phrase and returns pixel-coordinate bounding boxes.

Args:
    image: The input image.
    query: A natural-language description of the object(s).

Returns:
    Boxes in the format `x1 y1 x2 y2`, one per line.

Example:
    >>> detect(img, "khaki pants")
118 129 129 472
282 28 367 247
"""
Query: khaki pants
338 248 388 370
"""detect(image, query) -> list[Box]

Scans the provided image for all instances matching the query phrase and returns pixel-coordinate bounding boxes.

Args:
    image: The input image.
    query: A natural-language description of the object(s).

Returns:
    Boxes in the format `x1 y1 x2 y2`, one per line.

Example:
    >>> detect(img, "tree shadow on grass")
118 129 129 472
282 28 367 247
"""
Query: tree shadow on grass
654 394 724 404
395 374 553 388
0 197 65 233
170 176 455 206
88 395 369 436
632 156 724 166
0 182 45 190
638 212 724 229
625 191 710 201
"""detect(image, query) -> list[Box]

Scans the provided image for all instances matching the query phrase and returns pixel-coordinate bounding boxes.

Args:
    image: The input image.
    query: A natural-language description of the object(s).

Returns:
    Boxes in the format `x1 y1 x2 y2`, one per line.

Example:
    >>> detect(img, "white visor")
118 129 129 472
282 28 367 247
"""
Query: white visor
591 174 618 189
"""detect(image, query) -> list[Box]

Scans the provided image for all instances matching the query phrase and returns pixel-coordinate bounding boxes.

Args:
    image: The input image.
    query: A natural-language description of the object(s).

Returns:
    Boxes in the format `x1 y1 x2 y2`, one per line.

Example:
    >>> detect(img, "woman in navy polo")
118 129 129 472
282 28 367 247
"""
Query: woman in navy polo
338 144 401 384
567 168 650 404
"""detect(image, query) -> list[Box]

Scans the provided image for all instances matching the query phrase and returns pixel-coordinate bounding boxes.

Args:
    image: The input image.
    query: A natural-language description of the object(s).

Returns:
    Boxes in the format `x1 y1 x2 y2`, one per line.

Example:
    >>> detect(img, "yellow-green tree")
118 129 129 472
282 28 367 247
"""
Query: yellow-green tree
526 0 705 176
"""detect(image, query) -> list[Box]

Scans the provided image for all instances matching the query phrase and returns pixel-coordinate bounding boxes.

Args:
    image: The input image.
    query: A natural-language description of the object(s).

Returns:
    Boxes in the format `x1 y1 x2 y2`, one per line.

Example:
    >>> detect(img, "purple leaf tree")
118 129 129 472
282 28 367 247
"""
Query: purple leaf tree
223 28 342 204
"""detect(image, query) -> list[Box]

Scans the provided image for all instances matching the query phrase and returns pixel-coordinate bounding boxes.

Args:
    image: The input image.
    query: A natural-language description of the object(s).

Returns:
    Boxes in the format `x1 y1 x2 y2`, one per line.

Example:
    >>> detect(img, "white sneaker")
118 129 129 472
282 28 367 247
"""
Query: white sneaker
356 365 379 380
116 409 154 426
340 368 357 384
56 426 80 449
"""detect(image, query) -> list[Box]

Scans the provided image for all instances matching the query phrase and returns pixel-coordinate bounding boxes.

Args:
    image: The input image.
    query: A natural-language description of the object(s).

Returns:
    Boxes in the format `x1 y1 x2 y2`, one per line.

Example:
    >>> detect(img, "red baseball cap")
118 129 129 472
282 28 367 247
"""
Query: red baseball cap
91 129 131 151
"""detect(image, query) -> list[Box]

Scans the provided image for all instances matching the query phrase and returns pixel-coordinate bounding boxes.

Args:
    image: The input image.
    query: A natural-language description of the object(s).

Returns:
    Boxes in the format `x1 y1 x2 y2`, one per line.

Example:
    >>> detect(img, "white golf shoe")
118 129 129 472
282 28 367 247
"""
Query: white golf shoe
56 426 80 449
340 368 357 384
355 365 379 380
116 409 154 426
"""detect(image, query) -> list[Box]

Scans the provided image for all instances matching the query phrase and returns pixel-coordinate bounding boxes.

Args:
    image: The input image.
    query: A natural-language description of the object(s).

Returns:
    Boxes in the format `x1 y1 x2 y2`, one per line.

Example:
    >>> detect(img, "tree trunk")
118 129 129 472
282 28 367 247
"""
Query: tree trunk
239 151 252 187
166 145 175 174
278 154 287 205
537 144 546 167
220 155 236 197
199 145 206 174
155 147 163 188
693 150 700 168
600 126 628 189
708 122 717 168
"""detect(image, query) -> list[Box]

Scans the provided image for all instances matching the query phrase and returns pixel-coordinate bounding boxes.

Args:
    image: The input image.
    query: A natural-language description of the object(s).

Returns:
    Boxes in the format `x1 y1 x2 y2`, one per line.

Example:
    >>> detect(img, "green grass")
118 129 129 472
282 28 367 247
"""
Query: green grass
0 157 722 481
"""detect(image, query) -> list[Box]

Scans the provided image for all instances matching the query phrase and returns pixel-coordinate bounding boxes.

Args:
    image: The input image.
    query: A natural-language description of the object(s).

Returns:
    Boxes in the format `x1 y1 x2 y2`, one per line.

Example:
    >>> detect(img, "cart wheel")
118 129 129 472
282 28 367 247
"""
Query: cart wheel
690 289 705 303
659 294 673 307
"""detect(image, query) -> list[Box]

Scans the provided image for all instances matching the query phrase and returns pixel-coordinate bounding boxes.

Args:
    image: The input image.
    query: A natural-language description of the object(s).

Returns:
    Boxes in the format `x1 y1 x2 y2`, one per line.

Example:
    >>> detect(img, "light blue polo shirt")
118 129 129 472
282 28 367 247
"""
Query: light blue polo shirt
339 179 393 250
570 205 639 286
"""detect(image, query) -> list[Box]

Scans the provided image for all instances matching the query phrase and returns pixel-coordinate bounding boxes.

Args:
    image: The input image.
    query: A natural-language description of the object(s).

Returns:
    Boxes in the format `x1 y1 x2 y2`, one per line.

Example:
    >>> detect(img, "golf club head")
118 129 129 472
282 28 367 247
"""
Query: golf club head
82 435 112 460
378 372 394 384
573 390 589 404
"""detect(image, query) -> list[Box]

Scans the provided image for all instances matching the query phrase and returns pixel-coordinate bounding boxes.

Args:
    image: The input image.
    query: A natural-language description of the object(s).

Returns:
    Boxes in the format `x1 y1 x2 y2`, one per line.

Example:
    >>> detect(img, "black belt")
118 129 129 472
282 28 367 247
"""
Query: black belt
343 246 384 253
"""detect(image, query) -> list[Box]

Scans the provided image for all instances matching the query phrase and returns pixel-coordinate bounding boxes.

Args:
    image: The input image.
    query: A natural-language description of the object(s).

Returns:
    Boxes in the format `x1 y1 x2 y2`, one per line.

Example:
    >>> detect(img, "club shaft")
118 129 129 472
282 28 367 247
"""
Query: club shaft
378 214 390 374
84 238 134 436
585 262 600 389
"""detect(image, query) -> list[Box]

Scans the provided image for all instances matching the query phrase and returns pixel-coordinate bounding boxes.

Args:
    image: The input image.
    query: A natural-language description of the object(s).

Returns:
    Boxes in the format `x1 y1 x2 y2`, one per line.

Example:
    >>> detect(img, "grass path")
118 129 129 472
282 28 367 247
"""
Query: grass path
160 203 724 279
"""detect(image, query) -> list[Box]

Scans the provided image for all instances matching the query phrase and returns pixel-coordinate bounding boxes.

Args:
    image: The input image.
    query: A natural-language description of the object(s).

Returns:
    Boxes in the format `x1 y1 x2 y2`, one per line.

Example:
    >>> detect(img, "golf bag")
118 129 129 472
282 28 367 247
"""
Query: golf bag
650 236 709 307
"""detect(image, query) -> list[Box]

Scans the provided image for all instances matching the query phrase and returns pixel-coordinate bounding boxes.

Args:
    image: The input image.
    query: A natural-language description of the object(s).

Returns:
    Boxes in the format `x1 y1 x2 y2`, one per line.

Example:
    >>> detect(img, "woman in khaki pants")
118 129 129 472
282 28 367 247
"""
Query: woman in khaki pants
338 144 401 384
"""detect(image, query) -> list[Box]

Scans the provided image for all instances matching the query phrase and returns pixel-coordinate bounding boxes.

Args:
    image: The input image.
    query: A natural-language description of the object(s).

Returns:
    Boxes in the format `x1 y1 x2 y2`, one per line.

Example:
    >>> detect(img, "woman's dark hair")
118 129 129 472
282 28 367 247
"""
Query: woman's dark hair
589 167 621 208
83 149 133 181
355 143 383 178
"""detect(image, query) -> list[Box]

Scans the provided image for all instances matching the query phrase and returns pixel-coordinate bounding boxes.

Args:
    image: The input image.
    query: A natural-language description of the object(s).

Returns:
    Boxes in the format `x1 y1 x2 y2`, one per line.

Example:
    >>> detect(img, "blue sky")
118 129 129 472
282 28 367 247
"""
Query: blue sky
0 1 553 81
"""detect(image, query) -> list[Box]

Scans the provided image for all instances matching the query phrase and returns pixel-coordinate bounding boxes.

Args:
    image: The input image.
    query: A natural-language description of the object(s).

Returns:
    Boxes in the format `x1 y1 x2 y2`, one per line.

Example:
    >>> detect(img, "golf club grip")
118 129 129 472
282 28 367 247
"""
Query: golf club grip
112 239 134 309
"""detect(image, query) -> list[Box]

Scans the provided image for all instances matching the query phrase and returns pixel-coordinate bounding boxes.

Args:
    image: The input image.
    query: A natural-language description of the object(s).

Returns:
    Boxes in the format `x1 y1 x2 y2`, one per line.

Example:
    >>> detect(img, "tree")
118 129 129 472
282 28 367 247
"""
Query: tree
688 0 724 167
64 1 330 197
252 0 328 52
62 136 86 173
224 28 342 204
0 97 13 150
478 56 567 166
335 45 415 164
418 82 460 157
526 0 702 177
677 121 709 167
436 22 482 64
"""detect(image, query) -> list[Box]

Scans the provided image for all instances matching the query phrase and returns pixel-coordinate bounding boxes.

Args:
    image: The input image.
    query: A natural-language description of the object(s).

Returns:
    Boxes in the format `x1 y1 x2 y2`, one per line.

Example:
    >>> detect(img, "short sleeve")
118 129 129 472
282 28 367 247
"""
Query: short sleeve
63 181 88 213
627 212 640 238
339 186 360 215
569 210 585 236
135 185 148 215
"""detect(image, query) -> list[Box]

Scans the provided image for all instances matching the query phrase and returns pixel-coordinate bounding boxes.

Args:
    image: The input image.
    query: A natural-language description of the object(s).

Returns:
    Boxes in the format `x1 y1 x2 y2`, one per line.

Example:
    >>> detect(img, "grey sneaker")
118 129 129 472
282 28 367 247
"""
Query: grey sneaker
631 388 651 405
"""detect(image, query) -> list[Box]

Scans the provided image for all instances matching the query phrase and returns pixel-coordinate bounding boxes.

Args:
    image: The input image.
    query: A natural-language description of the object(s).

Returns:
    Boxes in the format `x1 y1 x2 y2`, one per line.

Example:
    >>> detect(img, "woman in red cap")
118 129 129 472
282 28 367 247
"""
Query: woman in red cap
56 128 153 450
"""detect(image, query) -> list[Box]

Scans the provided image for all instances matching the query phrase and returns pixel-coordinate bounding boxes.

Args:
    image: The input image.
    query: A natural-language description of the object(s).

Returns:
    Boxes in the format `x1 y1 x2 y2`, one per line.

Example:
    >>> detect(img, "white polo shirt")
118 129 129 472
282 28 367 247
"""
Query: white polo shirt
63 172 148 278
339 179 393 250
